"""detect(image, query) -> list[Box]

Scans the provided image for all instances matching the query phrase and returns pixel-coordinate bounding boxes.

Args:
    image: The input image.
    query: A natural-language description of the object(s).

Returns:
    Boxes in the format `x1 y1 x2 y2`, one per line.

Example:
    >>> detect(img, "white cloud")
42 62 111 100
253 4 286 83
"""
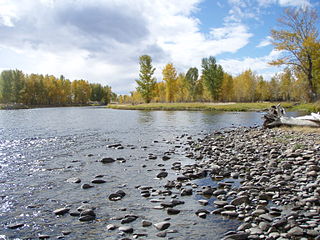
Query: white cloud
0 0 253 94
256 36 273 47
278 0 311 7
218 49 283 79
257 0 311 7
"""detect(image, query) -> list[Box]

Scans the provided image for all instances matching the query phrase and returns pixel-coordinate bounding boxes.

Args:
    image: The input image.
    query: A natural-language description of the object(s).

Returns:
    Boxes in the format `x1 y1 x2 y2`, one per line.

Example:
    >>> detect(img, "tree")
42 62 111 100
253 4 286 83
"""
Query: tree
220 73 234 102
0 70 14 103
162 63 177 102
270 7 320 101
136 55 156 103
279 68 293 101
201 56 224 101
185 67 199 101
175 73 188 102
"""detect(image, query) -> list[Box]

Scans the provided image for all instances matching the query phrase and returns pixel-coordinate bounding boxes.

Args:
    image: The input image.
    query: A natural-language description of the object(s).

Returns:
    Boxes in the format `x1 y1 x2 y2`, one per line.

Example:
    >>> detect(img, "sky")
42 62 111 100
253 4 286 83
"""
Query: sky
0 0 319 94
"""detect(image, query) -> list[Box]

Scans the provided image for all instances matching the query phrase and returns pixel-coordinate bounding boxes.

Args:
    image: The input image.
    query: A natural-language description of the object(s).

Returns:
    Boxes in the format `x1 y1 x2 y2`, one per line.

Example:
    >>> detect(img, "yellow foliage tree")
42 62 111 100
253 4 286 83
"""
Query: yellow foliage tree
270 7 320 101
162 63 177 102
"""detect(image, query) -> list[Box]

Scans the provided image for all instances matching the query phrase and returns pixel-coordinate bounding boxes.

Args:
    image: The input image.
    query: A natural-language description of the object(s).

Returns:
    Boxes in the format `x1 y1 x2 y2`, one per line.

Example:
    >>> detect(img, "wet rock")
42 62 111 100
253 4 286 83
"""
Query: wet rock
81 183 93 189
157 171 168 178
79 215 95 221
198 199 208 205
154 221 170 231
53 208 70 215
156 231 167 238
91 179 106 184
181 188 192 196
167 208 180 215
121 216 138 224
119 226 134 233
108 190 125 201
162 156 171 161
116 190 126 198
107 224 117 230
7 223 24 229
80 209 95 217
101 157 115 163
38 234 50 239
142 220 152 227
69 211 80 216
66 177 81 183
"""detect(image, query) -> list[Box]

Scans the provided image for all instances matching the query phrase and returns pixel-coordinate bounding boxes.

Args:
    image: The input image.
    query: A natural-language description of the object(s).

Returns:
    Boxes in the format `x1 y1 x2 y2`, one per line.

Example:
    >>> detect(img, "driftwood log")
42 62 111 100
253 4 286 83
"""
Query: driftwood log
263 104 320 128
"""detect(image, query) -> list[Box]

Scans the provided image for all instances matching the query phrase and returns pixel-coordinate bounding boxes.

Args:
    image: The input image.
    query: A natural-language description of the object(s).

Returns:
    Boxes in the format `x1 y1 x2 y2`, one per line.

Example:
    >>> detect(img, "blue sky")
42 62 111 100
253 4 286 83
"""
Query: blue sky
0 0 319 94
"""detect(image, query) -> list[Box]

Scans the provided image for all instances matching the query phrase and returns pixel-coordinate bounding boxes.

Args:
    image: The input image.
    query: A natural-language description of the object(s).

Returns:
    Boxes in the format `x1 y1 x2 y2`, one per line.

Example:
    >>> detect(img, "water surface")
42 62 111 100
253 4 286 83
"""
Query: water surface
0 107 299 239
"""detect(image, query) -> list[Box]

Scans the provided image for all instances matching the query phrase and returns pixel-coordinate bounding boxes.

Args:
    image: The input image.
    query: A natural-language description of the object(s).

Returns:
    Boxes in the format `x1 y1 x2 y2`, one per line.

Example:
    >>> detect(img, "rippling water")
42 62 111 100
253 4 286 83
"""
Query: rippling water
0 107 300 239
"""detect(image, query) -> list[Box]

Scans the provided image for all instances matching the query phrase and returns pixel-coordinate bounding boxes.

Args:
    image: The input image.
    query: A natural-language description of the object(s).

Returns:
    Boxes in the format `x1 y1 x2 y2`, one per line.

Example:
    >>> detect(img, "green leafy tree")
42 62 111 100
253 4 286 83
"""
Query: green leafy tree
185 67 199 101
201 56 224 101
136 55 156 103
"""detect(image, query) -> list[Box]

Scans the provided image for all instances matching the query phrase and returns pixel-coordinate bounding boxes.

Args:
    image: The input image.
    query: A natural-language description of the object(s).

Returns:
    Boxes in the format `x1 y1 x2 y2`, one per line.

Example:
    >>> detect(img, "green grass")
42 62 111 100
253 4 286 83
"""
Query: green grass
107 102 296 112
290 102 320 112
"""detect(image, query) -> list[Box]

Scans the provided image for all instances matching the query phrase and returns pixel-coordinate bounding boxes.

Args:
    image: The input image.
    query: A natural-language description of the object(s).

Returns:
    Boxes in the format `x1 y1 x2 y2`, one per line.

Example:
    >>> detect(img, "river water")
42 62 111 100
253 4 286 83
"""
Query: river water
0 107 299 240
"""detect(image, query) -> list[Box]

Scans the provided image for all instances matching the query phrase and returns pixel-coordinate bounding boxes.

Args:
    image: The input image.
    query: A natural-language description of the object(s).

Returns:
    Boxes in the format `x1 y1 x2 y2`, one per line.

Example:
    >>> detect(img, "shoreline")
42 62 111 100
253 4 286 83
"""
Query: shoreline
0 103 99 110
179 126 320 239
107 102 320 113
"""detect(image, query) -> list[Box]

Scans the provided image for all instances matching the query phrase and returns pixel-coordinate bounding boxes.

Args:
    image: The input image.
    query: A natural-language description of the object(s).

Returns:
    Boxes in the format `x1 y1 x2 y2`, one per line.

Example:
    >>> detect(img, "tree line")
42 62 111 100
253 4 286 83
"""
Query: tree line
120 7 320 104
0 69 116 105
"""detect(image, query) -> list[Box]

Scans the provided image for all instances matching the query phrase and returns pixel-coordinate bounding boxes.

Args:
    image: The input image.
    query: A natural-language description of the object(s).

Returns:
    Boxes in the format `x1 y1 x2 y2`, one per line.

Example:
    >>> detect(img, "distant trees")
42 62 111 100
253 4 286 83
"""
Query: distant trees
135 55 156 103
270 7 320 101
201 57 224 101
116 52 319 104
0 69 115 105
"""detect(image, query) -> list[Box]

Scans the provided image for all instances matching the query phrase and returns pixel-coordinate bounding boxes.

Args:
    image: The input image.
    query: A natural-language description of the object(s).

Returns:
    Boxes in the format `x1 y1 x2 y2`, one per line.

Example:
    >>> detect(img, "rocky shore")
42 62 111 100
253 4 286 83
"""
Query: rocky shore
5 126 320 239
171 127 320 240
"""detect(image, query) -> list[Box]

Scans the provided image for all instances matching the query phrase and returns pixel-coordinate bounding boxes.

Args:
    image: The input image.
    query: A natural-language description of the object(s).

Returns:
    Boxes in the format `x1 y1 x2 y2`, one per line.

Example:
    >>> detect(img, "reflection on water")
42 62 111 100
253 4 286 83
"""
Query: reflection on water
0 107 301 239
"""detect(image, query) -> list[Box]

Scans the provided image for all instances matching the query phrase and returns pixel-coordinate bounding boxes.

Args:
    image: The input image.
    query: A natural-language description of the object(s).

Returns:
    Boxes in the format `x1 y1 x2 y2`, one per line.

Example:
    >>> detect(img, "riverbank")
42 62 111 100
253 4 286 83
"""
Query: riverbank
0 103 95 110
107 102 320 112
177 126 320 239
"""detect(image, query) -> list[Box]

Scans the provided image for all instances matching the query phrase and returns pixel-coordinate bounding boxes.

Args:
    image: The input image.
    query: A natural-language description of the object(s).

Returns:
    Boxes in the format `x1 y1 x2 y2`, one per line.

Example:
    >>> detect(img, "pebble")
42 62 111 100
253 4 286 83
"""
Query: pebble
53 208 70 215
100 157 115 163
81 183 94 189
7 223 24 229
154 221 170 231
119 226 134 233
66 177 81 183
142 220 152 227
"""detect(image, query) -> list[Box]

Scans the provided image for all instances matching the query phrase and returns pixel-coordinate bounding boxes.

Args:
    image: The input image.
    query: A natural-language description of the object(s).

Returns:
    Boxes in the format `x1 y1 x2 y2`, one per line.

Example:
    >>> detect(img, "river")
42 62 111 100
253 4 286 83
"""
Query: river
0 107 299 240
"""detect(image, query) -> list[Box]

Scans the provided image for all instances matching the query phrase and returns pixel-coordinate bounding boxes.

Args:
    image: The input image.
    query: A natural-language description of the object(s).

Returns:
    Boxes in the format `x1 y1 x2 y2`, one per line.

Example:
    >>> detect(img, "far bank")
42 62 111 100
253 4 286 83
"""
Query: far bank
107 102 320 113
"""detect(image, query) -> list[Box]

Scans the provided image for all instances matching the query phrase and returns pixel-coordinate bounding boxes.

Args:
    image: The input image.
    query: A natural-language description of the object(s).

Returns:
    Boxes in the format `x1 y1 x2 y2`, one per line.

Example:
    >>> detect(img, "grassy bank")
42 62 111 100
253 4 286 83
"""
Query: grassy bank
107 102 320 112
107 102 293 111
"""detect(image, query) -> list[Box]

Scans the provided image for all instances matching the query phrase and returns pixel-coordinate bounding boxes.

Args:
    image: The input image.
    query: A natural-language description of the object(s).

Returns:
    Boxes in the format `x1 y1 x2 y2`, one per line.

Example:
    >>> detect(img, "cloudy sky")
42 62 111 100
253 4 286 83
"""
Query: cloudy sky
0 0 319 94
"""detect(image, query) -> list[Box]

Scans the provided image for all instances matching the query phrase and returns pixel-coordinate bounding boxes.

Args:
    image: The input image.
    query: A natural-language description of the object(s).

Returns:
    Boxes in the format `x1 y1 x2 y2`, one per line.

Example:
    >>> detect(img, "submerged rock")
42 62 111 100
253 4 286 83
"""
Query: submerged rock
100 157 115 163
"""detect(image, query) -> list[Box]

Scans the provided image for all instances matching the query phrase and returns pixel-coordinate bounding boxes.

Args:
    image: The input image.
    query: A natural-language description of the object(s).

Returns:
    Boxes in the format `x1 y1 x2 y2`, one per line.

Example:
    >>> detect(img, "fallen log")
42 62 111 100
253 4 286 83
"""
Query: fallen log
263 104 320 128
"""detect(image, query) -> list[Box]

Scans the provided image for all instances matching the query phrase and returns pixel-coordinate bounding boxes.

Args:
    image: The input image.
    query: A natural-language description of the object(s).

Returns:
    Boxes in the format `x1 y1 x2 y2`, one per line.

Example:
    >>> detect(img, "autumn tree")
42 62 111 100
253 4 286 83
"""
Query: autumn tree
270 7 320 101
175 73 188 102
185 67 199 101
162 63 177 102
154 81 166 102
220 73 234 102
201 56 224 101
136 55 156 103
279 68 294 101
